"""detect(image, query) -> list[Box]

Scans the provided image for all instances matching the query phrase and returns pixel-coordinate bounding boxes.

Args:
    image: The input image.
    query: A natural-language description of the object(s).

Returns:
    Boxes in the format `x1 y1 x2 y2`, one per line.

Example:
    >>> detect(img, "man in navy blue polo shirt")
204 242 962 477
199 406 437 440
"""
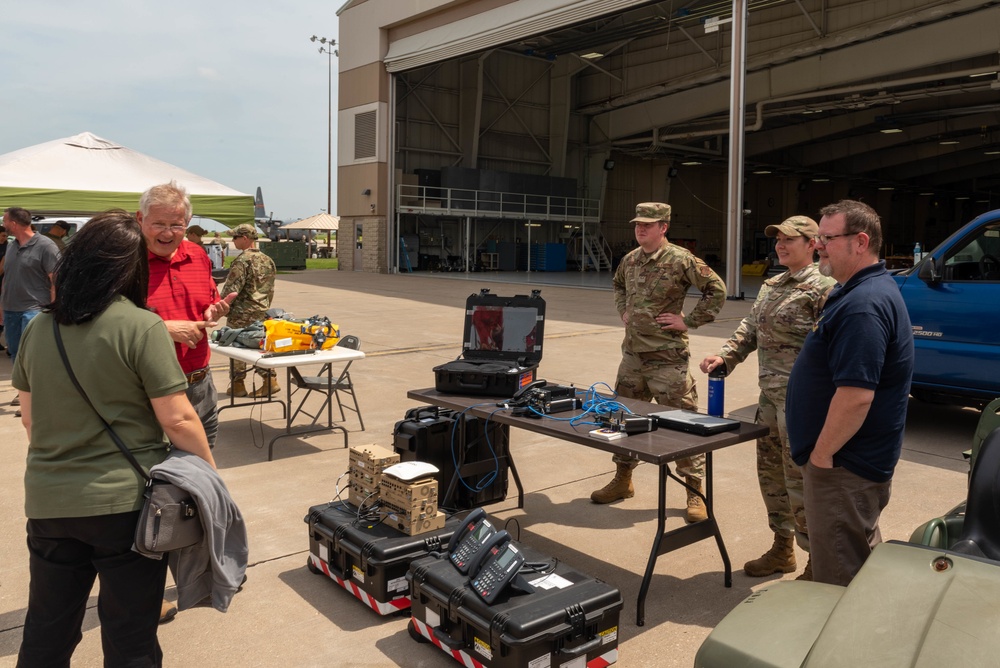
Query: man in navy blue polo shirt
786 199 914 587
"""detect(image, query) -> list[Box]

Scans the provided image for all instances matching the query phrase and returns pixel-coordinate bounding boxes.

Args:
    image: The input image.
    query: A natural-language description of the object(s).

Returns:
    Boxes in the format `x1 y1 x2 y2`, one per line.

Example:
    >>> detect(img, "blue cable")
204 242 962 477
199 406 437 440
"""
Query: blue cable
449 403 500 494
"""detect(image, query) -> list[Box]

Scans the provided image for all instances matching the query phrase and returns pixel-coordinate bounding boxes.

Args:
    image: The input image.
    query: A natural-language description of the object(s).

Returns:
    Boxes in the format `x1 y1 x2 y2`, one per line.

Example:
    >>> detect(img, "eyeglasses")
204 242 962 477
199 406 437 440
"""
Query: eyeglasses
149 223 188 234
816 232 857 245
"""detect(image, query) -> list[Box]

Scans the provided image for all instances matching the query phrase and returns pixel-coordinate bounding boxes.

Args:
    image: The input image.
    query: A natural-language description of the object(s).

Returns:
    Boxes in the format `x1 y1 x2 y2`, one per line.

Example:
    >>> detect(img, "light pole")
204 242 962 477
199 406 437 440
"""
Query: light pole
310 35 337 216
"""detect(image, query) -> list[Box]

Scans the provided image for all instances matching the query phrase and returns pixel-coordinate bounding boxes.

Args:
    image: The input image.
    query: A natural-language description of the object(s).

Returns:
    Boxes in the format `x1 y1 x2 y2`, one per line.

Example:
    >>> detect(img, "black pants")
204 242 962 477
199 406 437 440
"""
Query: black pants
18 511 169 668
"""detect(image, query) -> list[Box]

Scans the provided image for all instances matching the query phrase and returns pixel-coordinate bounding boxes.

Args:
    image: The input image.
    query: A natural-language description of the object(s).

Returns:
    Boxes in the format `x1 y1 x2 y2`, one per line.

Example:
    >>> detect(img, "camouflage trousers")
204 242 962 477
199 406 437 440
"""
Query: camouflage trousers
612 348 704 480
756 386 808 550
227 313 275 383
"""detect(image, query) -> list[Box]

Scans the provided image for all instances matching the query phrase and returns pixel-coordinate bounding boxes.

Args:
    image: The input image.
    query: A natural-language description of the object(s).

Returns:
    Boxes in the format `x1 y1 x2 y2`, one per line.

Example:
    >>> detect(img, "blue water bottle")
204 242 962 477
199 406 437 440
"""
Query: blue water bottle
708 366 727 417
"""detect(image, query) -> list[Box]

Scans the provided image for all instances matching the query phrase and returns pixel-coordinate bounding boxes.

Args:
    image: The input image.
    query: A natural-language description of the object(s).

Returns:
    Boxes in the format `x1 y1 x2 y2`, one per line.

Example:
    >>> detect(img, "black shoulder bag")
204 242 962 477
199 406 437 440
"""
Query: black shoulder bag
53 317 204 554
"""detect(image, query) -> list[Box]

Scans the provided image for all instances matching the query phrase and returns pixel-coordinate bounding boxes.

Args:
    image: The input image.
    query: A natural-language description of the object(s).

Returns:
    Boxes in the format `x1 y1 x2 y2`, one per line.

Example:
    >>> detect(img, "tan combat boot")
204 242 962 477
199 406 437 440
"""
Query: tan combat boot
590 464 634 504
685 477 708 523
250 376 281 398
794 557 813 581
744 534 797 576
226 380 248 397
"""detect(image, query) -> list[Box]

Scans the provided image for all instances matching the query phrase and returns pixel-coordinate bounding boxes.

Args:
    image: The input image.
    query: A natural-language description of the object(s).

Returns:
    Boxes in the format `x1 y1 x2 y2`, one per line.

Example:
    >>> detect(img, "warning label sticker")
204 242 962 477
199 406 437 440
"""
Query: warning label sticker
599 626 618 645
352 564 364 582
473 637 493 661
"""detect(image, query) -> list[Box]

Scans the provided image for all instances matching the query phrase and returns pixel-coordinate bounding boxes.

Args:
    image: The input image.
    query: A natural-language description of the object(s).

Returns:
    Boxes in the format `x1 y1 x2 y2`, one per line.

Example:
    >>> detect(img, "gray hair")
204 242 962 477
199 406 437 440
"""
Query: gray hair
139 181 192 220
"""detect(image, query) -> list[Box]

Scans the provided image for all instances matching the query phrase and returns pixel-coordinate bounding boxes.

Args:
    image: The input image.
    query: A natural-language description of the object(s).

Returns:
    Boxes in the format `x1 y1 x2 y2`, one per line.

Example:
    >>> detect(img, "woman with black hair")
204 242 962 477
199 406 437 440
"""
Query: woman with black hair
12 209 215 667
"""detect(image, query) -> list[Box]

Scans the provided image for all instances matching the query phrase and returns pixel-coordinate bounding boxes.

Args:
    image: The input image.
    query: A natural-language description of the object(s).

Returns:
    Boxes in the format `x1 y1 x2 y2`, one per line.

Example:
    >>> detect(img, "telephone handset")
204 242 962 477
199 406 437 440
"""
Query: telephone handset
469 536 526 604
463 530 511 579
448 509 499 574
507 379 547 405
447 508 487 553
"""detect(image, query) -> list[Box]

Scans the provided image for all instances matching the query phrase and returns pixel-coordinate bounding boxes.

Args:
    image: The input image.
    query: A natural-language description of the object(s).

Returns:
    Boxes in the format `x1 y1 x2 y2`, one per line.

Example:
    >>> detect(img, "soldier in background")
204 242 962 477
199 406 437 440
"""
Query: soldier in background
701 215 835 581
185 224 208 246
43 220 71 251
591 202 726 523
222 224 277 398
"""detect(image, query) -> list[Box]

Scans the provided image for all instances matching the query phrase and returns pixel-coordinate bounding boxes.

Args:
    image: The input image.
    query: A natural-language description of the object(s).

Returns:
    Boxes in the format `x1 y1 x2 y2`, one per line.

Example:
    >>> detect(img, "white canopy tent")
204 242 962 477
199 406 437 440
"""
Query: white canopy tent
281 212 339 255
0 132 253 226
281 212 340 230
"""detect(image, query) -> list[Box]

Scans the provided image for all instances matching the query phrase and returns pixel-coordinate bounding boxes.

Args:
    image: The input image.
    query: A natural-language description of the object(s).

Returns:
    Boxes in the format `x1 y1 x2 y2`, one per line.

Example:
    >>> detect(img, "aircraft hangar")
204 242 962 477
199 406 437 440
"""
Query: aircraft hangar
335 0 1000 281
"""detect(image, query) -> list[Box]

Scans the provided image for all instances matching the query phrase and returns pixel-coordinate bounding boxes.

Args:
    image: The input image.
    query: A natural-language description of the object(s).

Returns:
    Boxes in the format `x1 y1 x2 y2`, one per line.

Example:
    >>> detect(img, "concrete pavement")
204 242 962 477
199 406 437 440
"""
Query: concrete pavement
0 270 976 667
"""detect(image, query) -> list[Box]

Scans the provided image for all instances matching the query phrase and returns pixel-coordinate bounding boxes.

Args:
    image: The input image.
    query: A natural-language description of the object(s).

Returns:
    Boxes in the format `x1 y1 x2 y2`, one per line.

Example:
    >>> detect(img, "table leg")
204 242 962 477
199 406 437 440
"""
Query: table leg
216 359 287 419
266 365 347 461
637 464 668 627
507 450 525 509
635 453 731 626
706 452 732 587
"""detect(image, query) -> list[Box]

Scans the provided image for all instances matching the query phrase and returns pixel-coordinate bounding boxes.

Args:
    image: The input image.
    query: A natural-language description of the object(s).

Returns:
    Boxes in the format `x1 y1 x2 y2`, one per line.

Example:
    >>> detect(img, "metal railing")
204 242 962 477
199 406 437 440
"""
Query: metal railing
396 184 600 223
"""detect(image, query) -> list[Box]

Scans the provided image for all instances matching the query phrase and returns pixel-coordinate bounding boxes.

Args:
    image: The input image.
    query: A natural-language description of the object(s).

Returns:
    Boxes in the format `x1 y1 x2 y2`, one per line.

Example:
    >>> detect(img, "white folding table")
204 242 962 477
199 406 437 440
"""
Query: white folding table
210 343 365 460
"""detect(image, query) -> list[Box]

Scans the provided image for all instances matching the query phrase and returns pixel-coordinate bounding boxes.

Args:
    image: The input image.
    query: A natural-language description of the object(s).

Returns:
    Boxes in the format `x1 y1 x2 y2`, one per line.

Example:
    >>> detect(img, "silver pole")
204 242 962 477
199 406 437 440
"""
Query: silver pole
725 0 748 298
526 221 531 273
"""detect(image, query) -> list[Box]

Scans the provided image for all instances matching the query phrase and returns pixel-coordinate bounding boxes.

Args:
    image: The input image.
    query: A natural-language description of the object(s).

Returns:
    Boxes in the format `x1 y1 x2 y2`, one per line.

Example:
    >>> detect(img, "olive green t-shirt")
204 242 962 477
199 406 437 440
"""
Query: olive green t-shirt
12 298 189 519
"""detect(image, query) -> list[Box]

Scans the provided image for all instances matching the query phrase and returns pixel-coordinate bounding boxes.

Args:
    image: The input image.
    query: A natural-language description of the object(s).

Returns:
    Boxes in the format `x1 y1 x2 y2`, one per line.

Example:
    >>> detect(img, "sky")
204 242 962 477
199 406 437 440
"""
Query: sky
1 0 341 222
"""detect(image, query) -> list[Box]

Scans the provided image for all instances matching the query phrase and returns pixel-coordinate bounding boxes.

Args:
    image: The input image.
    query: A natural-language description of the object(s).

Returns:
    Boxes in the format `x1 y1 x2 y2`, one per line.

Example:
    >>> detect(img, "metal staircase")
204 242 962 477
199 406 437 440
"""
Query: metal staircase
567 230 613 271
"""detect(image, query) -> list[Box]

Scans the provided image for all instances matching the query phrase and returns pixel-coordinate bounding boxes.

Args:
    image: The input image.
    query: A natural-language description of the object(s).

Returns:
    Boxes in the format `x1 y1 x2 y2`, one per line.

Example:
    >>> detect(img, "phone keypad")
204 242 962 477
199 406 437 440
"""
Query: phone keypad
471 545 522 603
449 520 495 573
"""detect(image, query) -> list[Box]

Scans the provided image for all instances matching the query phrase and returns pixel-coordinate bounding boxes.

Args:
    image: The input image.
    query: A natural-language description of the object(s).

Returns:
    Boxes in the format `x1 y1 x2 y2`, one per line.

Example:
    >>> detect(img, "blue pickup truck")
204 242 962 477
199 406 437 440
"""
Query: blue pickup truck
893 210 1000 408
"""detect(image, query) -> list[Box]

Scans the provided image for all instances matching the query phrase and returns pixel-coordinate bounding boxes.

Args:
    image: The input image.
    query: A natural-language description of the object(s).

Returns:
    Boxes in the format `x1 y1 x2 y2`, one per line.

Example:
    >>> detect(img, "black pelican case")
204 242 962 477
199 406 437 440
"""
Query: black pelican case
433 289 545 398
304 502 466 615
393 406 510 510
407 540 622 667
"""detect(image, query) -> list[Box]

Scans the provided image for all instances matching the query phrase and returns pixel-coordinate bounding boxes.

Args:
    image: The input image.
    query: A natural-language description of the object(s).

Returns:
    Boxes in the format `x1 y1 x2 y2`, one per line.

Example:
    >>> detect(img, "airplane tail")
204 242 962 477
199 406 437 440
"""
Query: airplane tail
253 187 268 220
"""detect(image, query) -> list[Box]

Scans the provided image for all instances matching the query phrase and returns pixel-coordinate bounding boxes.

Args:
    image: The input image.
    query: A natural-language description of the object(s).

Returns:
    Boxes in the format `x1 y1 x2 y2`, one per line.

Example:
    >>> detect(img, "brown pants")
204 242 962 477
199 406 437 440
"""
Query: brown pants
802 462 891 586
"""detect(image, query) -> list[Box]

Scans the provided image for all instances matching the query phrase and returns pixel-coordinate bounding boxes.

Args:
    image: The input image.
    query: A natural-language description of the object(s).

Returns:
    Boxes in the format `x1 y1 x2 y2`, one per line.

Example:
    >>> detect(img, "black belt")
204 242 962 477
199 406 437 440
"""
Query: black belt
185 367 210 385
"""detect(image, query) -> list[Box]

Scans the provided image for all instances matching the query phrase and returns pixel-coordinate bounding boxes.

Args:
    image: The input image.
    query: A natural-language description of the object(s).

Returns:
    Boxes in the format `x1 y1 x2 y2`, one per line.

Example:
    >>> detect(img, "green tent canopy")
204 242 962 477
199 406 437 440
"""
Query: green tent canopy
0 132 253 227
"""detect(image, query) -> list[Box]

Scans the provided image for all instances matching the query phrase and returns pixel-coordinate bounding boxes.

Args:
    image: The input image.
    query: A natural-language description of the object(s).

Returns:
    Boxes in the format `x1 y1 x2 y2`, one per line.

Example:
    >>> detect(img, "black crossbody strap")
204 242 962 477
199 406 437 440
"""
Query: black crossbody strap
52 317 151 482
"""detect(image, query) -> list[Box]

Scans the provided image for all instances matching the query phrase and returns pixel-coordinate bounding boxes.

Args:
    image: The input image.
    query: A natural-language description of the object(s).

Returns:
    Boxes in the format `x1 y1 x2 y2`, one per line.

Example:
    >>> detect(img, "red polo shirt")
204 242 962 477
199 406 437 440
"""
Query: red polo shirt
146 240 219 374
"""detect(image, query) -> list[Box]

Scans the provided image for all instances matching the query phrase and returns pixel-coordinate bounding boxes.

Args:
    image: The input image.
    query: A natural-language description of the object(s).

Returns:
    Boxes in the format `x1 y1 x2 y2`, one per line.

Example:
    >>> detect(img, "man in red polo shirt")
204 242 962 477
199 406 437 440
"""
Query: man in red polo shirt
137 181 236 451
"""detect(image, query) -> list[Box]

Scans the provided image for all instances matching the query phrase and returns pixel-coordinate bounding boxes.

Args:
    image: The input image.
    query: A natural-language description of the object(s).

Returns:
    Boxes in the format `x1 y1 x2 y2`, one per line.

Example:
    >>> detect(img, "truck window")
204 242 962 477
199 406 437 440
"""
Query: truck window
943 224 1000 281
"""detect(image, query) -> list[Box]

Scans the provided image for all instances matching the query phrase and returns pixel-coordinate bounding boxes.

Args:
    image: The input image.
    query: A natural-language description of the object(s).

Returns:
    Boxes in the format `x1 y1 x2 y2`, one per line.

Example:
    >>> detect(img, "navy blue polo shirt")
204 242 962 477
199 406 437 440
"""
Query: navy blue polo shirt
787 261 914 482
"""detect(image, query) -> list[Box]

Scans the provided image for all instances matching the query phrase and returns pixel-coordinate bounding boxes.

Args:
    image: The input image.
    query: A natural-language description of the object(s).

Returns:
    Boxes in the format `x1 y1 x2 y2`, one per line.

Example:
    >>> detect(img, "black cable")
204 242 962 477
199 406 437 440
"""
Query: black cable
502 517 522 541
518 559 557 575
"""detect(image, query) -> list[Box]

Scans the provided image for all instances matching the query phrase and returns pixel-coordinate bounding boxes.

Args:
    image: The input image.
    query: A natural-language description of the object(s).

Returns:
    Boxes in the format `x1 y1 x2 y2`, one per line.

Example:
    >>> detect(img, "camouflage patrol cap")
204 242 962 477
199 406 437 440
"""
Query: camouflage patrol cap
232 223 259 239
764 215 818 239
631 202 672 223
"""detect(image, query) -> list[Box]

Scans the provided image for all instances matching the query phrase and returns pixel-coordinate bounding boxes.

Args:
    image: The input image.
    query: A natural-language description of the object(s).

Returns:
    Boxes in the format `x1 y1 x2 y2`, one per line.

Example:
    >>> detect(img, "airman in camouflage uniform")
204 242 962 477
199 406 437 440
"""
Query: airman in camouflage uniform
591 202 726 523
222 224 278 397
701 215 835 580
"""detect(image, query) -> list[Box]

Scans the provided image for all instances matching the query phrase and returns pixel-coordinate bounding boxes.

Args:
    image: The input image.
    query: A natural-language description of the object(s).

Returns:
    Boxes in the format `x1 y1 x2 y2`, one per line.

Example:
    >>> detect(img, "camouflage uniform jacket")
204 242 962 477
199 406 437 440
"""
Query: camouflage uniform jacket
717 263 835 390
222 248 276 327
613 239 725 353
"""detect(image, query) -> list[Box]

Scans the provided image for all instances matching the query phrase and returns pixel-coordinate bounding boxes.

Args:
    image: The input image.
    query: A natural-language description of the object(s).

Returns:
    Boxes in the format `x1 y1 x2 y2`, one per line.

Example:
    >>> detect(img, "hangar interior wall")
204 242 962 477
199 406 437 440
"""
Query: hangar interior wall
339 0 1000 273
